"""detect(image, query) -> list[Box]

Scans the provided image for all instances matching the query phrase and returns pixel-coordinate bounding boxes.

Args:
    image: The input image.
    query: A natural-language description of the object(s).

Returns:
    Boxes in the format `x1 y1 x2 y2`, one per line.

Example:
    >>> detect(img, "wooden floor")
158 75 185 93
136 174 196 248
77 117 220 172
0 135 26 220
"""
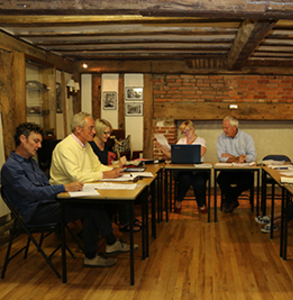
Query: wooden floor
1 197 293 300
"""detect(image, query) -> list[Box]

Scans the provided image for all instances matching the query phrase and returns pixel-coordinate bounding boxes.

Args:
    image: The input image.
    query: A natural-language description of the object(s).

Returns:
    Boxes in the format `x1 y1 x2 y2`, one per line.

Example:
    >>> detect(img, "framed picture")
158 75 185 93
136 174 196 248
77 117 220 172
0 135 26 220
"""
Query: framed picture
125 102 143 116
125 87 143 101
102 91 117 110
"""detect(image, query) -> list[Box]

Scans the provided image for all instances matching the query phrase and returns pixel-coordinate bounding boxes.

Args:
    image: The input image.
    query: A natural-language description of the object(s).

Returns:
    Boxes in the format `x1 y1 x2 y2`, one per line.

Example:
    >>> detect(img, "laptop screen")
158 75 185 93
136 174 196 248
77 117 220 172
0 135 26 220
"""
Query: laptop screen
171 144 201 164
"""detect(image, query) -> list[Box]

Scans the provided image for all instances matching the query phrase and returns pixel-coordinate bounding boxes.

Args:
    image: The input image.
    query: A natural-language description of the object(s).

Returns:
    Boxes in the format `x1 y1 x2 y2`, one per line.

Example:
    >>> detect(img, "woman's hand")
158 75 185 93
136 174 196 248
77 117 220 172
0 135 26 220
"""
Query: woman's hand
119 156 127 166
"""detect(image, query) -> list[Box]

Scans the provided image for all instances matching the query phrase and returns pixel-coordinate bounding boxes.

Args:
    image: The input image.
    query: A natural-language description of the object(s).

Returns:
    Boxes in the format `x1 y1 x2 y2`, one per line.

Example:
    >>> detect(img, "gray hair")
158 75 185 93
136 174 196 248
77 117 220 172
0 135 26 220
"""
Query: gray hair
224 115 239 128
71 112 92 132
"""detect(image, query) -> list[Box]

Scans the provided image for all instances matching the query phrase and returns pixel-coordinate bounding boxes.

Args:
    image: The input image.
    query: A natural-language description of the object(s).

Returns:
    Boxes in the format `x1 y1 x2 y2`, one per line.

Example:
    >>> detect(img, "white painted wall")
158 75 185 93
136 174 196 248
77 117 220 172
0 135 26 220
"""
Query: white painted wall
125 74 144 151
81 74 92 114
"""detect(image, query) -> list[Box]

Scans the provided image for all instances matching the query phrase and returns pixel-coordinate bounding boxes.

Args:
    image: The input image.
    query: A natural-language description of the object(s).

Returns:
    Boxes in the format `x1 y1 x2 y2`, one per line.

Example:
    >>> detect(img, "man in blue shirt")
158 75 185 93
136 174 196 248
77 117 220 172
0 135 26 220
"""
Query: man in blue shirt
217 116 256 213
1 122 136 268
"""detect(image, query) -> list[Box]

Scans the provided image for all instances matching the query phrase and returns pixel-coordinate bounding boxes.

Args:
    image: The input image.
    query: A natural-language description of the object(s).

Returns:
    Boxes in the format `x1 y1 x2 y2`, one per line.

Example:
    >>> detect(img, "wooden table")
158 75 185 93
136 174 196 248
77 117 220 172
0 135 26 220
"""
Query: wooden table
164 163 212 222
261 166 289 259
143 163 165 239
58 183 147 285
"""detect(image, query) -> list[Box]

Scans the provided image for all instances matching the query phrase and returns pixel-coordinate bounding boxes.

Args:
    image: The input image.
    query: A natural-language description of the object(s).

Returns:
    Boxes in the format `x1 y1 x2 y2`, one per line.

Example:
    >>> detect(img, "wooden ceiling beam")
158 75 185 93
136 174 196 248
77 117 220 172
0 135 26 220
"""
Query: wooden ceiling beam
1 0 293 20
13 28 238 38
227 19 277 70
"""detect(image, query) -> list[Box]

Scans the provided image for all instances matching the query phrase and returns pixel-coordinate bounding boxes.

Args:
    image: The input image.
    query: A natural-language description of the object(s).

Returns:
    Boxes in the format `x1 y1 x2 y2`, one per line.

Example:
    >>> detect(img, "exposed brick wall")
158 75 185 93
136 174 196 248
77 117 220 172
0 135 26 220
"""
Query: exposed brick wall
152 74 293 157
153 74 293 103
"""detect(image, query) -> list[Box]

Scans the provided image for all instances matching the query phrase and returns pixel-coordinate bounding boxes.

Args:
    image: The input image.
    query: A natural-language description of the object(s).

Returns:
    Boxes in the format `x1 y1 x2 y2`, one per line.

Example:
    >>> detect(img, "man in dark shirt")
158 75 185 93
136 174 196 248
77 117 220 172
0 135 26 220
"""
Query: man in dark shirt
1 122 136 268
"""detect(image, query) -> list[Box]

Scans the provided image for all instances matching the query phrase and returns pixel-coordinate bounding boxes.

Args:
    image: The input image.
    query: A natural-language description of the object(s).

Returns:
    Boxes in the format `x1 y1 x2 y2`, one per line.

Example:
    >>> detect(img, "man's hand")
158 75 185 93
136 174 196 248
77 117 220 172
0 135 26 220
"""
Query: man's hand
64 181 84 192
103 168 124 178
238 154 247 163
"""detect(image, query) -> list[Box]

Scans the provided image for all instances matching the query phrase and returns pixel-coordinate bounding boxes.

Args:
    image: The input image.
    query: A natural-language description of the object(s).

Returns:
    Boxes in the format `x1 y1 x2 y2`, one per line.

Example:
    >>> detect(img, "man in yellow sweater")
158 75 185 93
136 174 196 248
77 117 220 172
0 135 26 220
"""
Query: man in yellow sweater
50 112 138 260
50 112 123 184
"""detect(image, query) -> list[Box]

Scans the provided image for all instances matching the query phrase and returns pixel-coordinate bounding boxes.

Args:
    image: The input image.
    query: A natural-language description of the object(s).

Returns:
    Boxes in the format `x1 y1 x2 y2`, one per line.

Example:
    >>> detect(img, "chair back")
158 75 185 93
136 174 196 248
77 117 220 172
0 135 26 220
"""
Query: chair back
1 186 24 225
263 154 291 162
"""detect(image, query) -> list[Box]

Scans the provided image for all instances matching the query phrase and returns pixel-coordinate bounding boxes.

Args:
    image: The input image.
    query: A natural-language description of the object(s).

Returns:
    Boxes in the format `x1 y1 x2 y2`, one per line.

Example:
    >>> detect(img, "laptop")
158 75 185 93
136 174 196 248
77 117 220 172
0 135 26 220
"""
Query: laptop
171 144 201 164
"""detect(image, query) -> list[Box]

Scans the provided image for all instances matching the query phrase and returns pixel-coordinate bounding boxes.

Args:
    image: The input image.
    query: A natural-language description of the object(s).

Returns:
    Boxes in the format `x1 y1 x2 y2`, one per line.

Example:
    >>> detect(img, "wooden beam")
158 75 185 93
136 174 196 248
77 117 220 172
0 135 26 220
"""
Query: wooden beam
75 59 293 75
1 0 293 20
0 31 75 74
0 50 16 159
143 74 154 158
154 102 293 121
118 74 125 131
227 19 277 70
92 74 101 120
11 52 26 127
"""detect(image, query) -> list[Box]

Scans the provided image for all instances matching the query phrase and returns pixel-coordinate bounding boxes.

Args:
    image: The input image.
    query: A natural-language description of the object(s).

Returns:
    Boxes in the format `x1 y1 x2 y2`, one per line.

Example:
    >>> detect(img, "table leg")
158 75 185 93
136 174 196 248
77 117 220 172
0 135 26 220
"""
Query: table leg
214 171 218 222
61 201 67 284
151 180 156 239
208 170 211 223
164 169 169 222
270 183 275 239
129 202 134 285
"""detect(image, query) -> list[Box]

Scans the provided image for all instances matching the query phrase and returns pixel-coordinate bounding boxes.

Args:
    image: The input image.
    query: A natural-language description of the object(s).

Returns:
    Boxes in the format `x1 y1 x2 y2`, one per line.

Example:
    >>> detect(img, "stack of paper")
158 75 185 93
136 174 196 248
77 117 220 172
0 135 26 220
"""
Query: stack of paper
280 176 293 183
215 162 255 167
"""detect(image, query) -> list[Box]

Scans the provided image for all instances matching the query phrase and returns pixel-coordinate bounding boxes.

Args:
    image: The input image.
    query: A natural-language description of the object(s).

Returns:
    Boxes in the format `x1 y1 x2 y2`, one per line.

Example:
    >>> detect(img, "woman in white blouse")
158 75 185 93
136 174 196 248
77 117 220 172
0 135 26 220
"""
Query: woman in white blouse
157 120 208 214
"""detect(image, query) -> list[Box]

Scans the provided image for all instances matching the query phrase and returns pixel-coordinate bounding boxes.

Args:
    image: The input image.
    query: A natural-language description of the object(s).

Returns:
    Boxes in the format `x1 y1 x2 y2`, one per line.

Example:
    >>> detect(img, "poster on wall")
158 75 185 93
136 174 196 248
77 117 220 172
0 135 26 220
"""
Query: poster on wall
125 102 143 116
102 91 117 110
125 87 143 101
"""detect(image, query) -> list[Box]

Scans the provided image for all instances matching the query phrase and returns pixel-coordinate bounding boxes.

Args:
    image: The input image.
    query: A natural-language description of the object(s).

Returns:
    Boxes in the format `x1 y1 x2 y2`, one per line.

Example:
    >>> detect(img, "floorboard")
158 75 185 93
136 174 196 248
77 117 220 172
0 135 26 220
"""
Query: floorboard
0 196 293 300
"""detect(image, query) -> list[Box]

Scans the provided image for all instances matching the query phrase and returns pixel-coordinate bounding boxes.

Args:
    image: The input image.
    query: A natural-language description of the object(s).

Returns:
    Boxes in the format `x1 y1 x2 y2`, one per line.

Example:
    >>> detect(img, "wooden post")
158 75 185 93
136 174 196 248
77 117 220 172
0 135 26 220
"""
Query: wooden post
143 73 154 158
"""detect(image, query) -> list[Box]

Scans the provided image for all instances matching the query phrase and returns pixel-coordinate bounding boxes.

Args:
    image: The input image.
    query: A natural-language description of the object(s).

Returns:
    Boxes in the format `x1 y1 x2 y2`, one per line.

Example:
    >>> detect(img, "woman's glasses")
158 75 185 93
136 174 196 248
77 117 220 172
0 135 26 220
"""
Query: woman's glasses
103 131 111 135
181 128 190 135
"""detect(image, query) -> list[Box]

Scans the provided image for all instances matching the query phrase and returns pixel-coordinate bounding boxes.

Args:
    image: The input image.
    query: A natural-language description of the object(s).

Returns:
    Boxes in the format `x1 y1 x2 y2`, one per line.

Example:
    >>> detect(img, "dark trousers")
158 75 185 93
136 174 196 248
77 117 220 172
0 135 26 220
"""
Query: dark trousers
217 171 253 204
176 171 208 208
28 202 113 256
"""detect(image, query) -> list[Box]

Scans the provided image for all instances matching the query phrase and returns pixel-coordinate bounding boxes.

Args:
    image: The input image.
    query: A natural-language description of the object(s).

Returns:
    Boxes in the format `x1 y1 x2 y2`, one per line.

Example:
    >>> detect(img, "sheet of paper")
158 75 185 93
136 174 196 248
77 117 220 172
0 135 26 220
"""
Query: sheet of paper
279 171 293 176
215 162 233 167
92 183 137 190
68 189 100 198
280 176 293 183
263 159 285 165
215 162 255 167
130 172 153 178
100 174 133 182
232 162 256 167
194 163 212 168
154 134 171 152
268 164 291 170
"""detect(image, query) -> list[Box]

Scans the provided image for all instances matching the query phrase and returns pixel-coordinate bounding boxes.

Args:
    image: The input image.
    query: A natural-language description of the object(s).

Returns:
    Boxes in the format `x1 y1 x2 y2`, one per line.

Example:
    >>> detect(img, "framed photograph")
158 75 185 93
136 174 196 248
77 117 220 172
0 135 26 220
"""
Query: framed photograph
125 87 143 101
102 91 117 110
125 102 143 116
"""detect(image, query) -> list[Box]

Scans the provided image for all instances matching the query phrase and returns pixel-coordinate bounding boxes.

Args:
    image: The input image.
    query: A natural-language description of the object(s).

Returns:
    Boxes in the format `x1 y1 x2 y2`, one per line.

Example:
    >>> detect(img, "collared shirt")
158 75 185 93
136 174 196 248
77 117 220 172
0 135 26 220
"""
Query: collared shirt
1 151 64 224
71 133 86 148
217 129 256 163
